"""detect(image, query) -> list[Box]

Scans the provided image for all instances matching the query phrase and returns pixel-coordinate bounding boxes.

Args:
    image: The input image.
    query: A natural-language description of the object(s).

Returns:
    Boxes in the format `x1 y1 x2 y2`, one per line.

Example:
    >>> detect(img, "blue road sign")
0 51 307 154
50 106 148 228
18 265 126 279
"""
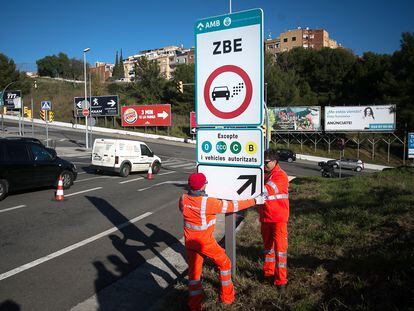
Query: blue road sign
408 133 414 159
41 101 52 110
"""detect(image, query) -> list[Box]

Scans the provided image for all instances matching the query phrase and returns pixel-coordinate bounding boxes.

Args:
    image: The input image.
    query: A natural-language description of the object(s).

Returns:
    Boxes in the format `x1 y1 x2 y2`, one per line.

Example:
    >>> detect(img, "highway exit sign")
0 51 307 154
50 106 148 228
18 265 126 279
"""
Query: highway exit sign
195 9 263 127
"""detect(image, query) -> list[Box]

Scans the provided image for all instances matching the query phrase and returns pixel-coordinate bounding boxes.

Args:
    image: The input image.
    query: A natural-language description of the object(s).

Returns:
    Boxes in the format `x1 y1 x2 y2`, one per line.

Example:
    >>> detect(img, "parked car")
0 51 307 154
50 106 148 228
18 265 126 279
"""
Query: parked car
276 149 296 162
318 158 364 172
0 137 77 201
90 139 162 177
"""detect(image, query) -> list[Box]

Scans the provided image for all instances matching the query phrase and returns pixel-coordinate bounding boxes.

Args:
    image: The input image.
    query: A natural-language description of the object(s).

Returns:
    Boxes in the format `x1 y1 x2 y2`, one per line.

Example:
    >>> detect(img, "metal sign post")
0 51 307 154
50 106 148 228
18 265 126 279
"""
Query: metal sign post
195 8 264 276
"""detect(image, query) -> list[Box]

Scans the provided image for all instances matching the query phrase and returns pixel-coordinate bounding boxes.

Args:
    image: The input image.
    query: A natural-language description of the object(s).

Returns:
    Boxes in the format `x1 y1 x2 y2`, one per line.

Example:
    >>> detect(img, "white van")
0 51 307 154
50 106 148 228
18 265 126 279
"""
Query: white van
91 139 162 177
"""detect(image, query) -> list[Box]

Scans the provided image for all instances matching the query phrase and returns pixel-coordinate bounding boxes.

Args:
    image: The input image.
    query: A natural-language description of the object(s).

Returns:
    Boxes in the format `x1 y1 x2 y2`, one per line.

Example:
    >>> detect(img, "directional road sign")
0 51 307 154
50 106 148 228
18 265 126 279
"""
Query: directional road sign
2 90 22 110
41 101 52 110
121 104 171 127
195 9 263 127
197 165 263 200
74 95 119 117
197 128 263 167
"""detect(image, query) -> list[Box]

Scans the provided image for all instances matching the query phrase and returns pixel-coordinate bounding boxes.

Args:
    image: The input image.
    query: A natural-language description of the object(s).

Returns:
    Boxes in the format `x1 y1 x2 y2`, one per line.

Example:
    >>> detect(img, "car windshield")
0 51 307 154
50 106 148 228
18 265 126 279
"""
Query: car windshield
213 86 228 91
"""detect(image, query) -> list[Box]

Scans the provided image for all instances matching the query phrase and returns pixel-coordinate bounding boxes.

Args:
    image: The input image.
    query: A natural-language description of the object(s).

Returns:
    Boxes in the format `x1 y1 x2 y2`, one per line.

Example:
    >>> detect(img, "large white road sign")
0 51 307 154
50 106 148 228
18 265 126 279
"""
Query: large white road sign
198 165 263 200
195 9 263 127
197 128 263 167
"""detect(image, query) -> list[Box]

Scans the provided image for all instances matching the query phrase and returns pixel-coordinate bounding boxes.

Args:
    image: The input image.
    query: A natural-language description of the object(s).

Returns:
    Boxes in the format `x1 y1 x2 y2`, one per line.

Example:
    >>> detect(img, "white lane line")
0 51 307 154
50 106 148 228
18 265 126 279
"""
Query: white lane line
0 212 153 281
74 176 120 183
119 177 144 184
170 163 196 168
71 161 91 165
138 180 186 192
158 171 176 176
65 187 103 197
162 160 183 165
0 205 27 214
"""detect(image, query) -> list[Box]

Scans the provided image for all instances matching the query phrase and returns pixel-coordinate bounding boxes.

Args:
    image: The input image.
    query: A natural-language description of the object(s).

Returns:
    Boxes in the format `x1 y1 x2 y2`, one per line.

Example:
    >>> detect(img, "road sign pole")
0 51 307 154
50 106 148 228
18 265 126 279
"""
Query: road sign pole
46 117 49 147
31 98 34 136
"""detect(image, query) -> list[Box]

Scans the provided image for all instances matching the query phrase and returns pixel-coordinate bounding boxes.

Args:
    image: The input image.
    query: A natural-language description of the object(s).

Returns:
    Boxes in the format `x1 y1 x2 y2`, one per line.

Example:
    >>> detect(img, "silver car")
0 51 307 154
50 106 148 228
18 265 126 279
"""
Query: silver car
334 158 364 172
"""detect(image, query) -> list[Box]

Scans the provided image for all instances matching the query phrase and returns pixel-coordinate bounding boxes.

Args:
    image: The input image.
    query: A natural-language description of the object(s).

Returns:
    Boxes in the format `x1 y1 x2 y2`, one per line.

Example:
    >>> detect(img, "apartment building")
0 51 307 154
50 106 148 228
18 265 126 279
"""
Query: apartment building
89 62 114 82
123 45 191 81
265 27 341 58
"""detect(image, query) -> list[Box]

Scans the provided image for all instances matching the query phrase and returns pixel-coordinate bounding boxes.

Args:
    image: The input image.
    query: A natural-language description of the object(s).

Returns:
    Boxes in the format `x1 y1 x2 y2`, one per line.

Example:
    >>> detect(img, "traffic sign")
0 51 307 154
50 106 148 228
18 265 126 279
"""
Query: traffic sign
2 90 22 110
195 9 263 127
121 104 171 127
41 101 52 110
408 133 414 159
74 95 119 117
197 128 263 167
87 117 96 126
197 165 263 200
82 109 90 117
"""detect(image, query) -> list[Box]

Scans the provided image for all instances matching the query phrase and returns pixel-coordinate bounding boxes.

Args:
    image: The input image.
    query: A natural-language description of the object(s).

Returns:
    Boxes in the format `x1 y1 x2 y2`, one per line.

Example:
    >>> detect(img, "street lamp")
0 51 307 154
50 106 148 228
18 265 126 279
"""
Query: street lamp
83 47 90 148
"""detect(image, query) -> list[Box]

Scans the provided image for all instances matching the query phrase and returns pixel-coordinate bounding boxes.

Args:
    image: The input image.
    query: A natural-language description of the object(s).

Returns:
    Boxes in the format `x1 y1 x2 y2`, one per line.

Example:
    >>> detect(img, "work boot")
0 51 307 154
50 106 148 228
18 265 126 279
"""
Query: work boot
262 275 274 285
276 284 287 295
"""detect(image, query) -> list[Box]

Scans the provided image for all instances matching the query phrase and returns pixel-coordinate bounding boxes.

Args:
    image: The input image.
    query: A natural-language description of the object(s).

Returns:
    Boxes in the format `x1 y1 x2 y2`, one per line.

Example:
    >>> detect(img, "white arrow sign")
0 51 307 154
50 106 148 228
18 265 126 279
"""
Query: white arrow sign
197 22 204 31
76 101 82 109
157 111 169 119
107 100 116 107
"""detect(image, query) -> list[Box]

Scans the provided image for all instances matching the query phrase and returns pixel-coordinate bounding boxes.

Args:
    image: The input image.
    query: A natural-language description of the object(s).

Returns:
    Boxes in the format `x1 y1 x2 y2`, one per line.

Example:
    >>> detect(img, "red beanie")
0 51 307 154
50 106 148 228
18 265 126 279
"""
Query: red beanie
188 173 207 190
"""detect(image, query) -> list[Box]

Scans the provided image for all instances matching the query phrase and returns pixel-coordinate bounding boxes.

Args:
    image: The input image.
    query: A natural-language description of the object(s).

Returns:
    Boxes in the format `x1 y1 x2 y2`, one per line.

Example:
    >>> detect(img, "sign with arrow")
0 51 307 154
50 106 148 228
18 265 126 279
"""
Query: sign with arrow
197 165 262 200
121 104 171 127
73 95 119 117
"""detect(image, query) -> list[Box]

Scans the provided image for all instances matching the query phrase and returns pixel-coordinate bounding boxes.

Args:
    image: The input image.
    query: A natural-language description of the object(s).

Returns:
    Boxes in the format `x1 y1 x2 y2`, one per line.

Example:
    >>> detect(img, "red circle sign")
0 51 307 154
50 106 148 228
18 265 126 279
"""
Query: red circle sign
82 108 90 117
203 65 253 119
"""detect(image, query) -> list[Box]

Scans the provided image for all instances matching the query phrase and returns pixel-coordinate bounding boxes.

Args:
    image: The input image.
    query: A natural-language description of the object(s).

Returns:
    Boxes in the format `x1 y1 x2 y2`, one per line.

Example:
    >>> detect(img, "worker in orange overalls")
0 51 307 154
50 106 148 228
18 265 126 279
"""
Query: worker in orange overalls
179 172 265 311
259 149 290 292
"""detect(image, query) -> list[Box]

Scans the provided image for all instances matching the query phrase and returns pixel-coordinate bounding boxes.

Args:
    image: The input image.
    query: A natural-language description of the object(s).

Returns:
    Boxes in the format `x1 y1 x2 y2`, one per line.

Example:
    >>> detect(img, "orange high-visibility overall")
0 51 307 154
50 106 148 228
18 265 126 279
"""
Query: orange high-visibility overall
179 193 255 311
259 164 290 286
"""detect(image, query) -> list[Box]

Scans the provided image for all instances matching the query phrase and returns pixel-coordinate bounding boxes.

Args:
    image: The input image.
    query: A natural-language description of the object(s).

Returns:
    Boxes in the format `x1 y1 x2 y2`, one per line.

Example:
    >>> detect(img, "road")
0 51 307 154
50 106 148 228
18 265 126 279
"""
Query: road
0 121 368 310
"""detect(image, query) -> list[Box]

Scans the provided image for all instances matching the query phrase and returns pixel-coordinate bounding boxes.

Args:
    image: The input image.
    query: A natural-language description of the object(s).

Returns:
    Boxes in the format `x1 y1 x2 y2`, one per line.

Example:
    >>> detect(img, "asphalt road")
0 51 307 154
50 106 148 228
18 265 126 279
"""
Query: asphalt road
0 121 369 310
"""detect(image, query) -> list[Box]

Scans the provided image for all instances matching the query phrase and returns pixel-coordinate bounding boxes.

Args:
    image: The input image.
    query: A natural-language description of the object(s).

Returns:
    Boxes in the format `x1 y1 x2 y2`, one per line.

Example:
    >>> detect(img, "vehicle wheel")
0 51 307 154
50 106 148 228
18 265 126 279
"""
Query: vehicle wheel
152 161 161 174
287 157 293 163
120 163 131 177
356 167 362 172
0 179 9 201
95 169 104 175
60 171 74 190
334 164 339 168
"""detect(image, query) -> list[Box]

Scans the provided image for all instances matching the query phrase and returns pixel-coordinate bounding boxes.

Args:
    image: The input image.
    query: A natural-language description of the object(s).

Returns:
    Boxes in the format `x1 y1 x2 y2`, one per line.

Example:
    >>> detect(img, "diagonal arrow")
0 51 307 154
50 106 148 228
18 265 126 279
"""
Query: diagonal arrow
237 175 257 196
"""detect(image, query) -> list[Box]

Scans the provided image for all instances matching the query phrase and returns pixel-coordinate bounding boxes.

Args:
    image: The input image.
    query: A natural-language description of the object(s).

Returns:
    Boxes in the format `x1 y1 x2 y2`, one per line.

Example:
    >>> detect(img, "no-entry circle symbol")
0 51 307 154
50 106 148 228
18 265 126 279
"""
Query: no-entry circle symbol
204 65 253 119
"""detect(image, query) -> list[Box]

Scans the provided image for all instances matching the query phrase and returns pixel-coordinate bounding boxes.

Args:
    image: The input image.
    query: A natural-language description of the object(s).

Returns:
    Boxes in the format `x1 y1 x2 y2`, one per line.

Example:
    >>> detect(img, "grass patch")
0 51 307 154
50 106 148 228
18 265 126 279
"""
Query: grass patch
160 166 414 310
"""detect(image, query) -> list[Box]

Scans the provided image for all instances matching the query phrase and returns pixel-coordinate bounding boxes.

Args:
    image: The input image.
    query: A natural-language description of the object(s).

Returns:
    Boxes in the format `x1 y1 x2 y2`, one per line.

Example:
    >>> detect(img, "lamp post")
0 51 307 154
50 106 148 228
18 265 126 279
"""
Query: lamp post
83 48 90 148
1 81 17 137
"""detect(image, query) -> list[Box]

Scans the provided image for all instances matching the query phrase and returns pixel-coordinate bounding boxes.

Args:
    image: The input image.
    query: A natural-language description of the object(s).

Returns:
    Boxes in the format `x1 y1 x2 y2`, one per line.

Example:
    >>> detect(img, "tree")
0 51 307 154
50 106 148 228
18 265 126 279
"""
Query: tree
36 53 83 80
0 53 30 94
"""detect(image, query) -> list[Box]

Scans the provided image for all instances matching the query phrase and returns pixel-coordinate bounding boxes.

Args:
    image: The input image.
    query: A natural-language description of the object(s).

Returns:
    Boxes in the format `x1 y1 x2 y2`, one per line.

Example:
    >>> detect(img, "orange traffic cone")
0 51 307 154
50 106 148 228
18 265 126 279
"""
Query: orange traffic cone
147 163 153 180
55 175 65 201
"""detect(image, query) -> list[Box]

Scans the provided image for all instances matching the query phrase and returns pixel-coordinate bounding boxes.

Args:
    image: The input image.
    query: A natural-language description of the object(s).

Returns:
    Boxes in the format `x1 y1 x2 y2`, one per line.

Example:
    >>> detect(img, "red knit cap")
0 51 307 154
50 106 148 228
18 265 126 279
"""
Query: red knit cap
188 173 207 190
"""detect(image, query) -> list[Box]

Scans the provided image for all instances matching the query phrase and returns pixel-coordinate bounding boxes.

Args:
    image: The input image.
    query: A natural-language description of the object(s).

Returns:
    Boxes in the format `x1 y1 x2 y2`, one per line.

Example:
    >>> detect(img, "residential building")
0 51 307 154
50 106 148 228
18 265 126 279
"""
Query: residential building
89 62 114 82
264 27 342 58
123 45 191 81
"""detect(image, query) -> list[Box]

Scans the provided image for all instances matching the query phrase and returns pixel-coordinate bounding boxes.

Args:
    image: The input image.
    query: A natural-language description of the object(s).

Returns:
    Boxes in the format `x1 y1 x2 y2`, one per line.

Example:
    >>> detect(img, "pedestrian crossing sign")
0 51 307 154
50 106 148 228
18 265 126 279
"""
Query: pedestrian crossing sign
41 101 52 110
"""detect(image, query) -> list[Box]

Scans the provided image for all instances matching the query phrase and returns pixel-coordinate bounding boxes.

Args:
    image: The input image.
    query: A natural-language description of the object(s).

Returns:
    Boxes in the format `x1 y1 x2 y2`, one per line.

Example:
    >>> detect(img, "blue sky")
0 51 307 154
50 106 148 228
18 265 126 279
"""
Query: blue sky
1 0 413 71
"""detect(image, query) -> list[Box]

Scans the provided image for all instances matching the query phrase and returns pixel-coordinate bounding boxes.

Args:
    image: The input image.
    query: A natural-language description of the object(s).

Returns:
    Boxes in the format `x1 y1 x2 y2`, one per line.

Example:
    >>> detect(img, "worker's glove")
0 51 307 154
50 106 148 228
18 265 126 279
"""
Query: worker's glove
254 193 266 205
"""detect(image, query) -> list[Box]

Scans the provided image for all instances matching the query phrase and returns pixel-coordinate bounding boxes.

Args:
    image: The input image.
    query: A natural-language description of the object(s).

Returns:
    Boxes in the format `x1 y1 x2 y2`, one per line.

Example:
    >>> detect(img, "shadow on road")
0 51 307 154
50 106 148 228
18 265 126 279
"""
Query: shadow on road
85 196 186 311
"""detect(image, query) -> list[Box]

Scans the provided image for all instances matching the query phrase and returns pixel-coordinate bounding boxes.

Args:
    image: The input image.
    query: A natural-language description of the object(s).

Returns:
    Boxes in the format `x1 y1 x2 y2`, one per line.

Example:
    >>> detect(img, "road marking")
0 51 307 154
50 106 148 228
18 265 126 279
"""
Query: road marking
71 161 90 165
74 176 120 183
119 177 144 184
65 187 103 197
77 172 87 175
0 205 26 214
0 212 153 281
158 171 176 176
138 180 186 192
170 163 196 168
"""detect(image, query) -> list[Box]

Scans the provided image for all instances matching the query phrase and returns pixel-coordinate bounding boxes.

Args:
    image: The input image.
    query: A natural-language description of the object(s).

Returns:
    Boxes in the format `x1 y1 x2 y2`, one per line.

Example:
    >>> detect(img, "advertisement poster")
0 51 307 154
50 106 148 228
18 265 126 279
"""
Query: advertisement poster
268 106 321 131
121 104 171 127
325 105 396 132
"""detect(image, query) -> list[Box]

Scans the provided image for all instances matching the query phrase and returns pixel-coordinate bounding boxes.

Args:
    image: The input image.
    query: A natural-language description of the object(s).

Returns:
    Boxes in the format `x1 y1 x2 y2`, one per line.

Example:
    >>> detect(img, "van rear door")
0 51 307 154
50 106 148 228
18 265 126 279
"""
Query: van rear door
93 140 116 167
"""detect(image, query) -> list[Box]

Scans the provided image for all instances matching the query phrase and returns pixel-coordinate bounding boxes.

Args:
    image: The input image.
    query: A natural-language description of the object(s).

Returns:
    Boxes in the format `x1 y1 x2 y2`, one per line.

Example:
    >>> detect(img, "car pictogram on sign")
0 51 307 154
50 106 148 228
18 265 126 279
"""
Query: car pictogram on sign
212 86 230 101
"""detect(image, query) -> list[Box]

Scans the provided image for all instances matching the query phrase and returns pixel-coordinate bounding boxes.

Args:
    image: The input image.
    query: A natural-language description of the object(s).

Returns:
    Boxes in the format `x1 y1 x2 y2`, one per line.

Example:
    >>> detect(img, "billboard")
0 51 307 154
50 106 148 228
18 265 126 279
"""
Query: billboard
268 106 321 131
325 105 396 132
2 90 22 109
121 104 171 127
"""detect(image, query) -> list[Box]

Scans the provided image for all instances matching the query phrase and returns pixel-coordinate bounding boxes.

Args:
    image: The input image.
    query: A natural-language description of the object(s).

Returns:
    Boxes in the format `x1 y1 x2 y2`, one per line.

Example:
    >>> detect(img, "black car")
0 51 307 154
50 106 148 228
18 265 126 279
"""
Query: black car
0 137 77 200
276 149 296 162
